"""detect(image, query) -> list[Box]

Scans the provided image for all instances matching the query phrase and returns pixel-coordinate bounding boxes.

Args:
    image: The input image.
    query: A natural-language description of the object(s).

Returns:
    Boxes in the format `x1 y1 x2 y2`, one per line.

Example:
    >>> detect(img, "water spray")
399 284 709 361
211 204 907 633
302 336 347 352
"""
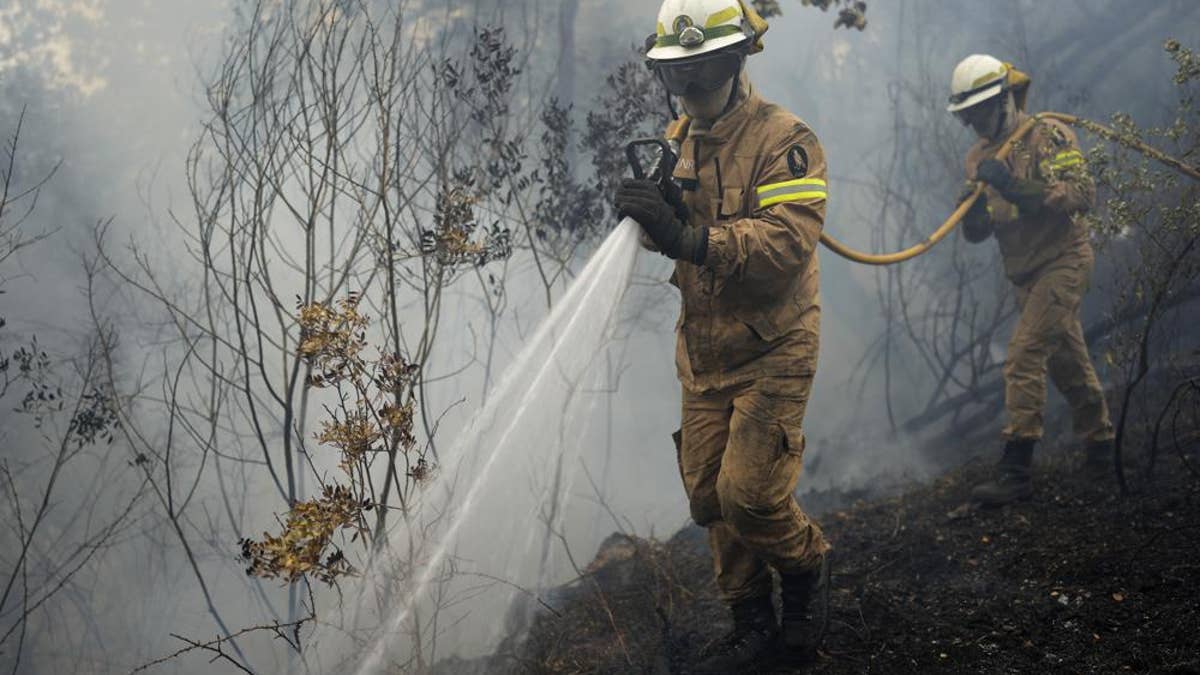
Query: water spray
352 217 642 673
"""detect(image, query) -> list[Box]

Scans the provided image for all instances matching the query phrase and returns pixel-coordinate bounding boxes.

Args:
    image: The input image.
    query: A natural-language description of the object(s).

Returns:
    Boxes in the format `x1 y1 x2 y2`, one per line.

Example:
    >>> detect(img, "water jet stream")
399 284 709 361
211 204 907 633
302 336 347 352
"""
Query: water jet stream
353 218 643 673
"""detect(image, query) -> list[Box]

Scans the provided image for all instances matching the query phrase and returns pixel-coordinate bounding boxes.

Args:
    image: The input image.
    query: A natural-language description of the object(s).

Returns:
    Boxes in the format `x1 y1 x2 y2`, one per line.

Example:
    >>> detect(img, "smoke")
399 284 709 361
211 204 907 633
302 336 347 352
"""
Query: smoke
739 0 1200 490
1 1 1197 672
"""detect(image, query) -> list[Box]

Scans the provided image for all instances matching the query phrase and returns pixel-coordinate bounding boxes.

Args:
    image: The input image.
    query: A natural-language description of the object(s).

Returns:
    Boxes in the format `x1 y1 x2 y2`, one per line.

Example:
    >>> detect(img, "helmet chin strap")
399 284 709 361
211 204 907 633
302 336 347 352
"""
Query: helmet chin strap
663 72 681 120
989 91 1016 141
721 57 745 113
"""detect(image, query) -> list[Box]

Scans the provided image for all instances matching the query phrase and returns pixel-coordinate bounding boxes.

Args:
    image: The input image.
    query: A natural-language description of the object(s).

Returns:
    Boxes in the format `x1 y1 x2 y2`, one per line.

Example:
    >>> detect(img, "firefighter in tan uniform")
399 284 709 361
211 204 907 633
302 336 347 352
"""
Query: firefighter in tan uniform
615 0 829 669
948 54 1115 506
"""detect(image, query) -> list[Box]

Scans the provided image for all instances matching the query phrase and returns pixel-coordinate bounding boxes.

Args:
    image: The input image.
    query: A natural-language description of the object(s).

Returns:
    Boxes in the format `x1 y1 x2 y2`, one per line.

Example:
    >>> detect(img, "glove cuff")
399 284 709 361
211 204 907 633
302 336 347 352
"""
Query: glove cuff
691 226 709 265
664 223 708 265
1003 178 1047 214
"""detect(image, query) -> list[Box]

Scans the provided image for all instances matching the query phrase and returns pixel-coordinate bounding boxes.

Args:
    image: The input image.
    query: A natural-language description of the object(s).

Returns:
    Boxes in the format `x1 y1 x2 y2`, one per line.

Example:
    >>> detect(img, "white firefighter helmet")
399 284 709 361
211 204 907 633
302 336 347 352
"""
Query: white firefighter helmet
946 54 1009 113
647 0 753 62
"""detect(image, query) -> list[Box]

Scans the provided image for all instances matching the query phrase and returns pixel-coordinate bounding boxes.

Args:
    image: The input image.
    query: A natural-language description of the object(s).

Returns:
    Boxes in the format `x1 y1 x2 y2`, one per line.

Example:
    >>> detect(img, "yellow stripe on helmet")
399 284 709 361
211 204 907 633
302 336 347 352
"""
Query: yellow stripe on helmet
705 6 742 28
971 68 1007 88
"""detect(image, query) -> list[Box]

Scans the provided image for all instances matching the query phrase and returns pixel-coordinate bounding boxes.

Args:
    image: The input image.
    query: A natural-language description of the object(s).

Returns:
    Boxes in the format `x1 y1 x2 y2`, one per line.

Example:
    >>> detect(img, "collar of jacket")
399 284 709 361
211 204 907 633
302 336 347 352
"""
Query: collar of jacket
981 110 1032 152
686 73 757 144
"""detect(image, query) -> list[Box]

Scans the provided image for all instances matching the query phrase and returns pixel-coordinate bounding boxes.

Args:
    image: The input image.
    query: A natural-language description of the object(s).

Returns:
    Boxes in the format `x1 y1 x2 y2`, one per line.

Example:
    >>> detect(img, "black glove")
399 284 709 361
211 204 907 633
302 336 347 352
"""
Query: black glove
661 178 689 224
959 188 993 243
975 159 1014 193
614 179 708 264
976 158 1047 215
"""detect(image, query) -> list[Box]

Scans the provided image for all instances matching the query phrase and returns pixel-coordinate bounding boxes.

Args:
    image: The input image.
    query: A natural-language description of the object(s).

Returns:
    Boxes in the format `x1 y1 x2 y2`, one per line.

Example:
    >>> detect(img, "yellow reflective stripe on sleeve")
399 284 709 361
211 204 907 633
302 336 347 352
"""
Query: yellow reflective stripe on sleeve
757 178 826 193
1040 150 1085 176
756 178 827 209
1050 150 1084 169
705 6 742 28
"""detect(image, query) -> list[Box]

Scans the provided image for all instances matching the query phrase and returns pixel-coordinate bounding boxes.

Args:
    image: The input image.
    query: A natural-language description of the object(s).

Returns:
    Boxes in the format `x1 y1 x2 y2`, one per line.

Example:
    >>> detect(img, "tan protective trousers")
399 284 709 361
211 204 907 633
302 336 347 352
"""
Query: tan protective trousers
676 375 829 603
1003 252 1114 443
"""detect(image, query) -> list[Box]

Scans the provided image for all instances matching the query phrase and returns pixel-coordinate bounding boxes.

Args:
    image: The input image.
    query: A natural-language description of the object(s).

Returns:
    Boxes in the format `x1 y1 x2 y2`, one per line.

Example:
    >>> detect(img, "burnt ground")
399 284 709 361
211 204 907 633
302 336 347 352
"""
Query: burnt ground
434 441 1200 675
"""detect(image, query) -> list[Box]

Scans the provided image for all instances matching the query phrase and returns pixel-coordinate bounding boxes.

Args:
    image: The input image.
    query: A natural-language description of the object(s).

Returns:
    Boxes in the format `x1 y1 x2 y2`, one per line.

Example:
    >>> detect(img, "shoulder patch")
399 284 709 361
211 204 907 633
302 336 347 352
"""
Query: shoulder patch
1048 125 1069 148
787 145 809 178
1034 120 1072 149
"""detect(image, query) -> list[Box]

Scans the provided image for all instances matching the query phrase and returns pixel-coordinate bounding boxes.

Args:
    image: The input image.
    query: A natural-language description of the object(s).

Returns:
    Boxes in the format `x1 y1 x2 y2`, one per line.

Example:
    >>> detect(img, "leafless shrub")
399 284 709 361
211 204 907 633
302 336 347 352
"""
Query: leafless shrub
0 114 135 673
1082 41 1200 492
88 1 612 671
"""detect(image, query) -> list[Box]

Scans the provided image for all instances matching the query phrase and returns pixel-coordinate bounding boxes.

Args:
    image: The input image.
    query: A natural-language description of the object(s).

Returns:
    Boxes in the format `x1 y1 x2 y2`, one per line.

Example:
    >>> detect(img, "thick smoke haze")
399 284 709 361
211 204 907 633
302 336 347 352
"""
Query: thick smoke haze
1 1 1197 672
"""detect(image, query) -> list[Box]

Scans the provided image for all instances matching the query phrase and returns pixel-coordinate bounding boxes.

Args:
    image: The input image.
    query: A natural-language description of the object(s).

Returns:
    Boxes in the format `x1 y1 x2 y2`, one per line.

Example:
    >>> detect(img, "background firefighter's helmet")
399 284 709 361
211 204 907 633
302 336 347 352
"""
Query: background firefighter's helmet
947 53 1034 113
947 54 1009 113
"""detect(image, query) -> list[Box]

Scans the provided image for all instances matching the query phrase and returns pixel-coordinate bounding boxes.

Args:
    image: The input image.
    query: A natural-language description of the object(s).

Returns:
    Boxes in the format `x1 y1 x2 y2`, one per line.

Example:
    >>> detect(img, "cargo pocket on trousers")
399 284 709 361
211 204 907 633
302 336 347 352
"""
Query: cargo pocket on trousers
737 420 802 513
764 421 805 483
781 423 806 460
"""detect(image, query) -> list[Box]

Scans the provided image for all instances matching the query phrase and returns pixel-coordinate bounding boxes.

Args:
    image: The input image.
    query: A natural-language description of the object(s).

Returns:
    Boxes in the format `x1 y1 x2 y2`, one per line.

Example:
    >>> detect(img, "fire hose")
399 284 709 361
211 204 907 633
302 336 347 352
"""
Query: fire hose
639 112 1200 267
821 112 1200 266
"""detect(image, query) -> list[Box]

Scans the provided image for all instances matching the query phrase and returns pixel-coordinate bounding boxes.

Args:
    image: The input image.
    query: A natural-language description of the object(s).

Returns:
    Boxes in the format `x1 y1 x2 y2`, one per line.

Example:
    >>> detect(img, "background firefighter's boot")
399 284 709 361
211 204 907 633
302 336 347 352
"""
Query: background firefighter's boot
693 595 777 673
779 554 831 662
1081 439 1114 478
971 439 1035 505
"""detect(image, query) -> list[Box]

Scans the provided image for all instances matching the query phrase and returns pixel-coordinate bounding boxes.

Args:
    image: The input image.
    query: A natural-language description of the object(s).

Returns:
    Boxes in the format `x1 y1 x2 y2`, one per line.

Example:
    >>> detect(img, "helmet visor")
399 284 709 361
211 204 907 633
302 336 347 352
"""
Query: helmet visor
947 79 1004 112
954 95 1001 130
653 50 744 97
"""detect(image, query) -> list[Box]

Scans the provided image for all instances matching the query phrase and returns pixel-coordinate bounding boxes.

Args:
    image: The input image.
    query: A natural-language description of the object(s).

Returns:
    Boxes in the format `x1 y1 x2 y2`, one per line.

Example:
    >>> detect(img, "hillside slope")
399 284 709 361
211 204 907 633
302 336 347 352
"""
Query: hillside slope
437 444 1200 674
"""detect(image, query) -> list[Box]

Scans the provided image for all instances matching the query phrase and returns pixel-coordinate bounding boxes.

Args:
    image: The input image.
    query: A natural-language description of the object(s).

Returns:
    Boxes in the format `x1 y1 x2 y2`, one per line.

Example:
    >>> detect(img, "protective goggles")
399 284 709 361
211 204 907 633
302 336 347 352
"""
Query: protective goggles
651 49 745 97
953 94 1002 126
949 78 1008 119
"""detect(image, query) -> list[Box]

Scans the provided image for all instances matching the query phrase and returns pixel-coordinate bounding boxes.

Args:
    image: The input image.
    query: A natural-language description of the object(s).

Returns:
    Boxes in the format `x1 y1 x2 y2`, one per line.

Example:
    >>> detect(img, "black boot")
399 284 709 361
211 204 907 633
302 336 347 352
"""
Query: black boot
1081 439 1114 478
693 595 778 673
971 439 1035 506
779 555 831 662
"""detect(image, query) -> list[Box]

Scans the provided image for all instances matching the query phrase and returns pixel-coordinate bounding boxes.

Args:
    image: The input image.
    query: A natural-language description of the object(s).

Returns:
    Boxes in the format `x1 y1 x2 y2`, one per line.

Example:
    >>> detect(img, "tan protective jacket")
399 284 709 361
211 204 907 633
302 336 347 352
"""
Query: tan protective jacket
667 77 828 393
965 111 1096 285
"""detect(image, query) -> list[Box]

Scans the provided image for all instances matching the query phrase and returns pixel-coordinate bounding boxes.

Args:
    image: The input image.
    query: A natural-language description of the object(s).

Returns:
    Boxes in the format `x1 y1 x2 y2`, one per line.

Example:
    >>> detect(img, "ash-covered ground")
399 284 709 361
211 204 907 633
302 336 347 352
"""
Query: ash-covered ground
433 438 1200 674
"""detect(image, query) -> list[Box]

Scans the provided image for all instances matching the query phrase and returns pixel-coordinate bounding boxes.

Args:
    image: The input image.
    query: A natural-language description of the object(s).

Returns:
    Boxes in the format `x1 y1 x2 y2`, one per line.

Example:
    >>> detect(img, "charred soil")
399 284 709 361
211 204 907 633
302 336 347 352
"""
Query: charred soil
437 445 1200 674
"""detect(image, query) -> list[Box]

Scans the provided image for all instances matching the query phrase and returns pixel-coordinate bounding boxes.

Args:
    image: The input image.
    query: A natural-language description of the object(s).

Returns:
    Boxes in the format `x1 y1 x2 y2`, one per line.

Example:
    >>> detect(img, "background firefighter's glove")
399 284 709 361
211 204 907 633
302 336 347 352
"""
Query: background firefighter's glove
976 158 1047 215
615 179 708 264
959 187 993 243
975 158 1014 192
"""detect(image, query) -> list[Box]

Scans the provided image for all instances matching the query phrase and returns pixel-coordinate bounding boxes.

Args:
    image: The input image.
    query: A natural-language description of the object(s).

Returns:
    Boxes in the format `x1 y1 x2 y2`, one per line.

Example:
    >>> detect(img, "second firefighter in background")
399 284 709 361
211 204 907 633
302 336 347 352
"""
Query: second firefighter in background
949 54 1115 505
